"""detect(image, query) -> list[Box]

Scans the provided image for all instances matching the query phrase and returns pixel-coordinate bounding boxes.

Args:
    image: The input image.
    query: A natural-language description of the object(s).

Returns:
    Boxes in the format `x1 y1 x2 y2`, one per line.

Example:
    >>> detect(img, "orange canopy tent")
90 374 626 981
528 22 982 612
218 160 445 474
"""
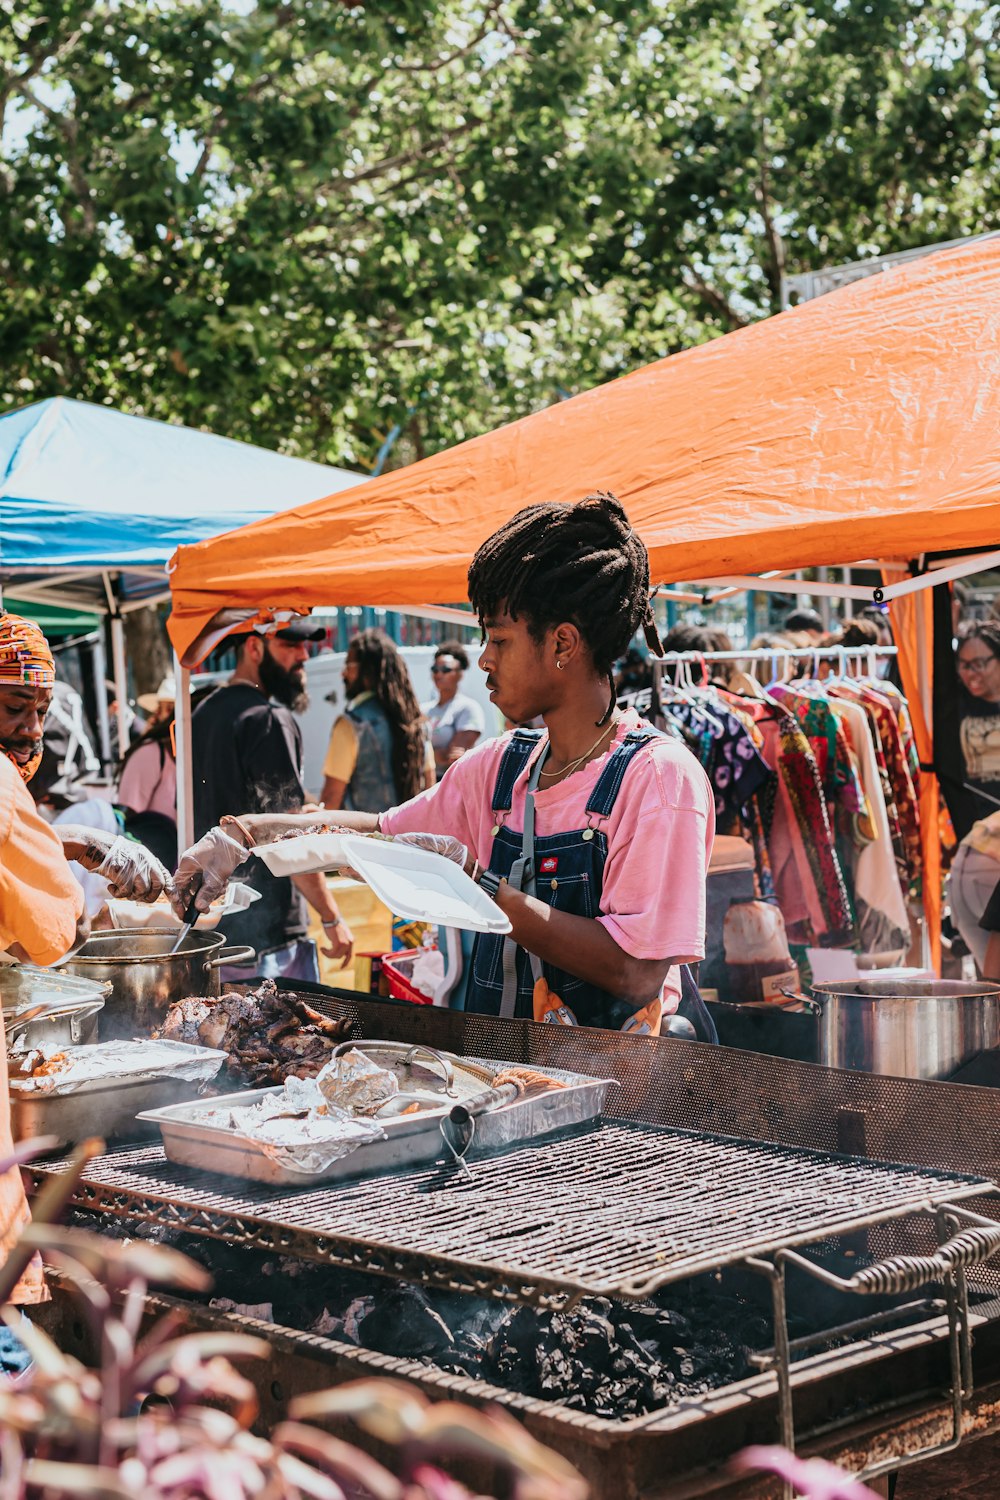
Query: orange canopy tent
167 234 1000 664
167 235 1000 964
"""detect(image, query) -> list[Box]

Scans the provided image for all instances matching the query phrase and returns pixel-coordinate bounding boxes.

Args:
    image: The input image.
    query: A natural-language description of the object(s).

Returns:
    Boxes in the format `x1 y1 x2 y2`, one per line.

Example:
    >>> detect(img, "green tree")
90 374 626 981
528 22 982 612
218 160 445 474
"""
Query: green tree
1 0 997 470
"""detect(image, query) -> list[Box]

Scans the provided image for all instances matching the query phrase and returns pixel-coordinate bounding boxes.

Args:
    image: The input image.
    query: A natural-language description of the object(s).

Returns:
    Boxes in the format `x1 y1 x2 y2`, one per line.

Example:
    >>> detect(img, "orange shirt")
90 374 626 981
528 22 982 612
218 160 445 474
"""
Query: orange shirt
0 756 83 1304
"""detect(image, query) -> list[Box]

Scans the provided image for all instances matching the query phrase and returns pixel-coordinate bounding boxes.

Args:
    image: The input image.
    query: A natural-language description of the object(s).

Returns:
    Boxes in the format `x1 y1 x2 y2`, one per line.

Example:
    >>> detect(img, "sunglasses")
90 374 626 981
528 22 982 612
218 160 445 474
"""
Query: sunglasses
431 664 460 675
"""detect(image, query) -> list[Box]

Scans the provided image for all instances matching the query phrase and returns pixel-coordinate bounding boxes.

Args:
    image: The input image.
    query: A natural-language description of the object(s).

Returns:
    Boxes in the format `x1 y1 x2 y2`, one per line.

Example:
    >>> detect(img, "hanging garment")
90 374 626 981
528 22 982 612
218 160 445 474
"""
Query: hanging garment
658 686 772 829
768 682 866 818
826 694 910 951
853 681 922 897
829 682 910 898
719 691 853 947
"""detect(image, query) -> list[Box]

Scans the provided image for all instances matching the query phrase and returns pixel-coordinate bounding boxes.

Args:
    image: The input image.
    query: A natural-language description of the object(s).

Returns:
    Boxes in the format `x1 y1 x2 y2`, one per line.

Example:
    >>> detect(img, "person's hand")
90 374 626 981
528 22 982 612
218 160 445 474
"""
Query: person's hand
337 832 470 886
170 827 249 918
94 836 171 902
390 833 469 868
320 917 354 969
62 826 170 902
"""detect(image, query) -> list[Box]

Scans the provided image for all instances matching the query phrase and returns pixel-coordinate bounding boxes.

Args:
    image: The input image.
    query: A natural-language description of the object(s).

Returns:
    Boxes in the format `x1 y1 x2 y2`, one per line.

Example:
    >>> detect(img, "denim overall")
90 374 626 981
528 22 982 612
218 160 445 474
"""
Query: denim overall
468 728 664 1029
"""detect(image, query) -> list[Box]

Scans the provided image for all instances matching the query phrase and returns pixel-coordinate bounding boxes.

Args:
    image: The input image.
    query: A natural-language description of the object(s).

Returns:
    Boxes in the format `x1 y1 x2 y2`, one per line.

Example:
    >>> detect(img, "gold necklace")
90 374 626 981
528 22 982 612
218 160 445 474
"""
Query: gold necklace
538 718 618 780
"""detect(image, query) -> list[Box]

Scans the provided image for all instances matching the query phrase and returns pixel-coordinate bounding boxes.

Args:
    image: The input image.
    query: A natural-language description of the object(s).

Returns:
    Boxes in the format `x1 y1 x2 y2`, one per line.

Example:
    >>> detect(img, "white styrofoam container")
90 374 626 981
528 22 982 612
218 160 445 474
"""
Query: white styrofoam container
341 835 511 935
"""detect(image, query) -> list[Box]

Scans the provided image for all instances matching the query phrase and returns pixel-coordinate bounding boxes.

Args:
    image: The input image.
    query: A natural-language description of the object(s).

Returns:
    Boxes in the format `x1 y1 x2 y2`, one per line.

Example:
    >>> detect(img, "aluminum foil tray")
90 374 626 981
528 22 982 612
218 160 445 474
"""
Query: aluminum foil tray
139 1059 614 1188
10 1040 227 1151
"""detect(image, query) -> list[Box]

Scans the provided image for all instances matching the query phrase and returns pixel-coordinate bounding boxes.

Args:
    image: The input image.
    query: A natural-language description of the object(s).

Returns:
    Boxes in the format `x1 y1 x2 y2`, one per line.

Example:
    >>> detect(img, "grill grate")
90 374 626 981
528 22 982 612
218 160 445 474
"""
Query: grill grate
35 1119 989 1304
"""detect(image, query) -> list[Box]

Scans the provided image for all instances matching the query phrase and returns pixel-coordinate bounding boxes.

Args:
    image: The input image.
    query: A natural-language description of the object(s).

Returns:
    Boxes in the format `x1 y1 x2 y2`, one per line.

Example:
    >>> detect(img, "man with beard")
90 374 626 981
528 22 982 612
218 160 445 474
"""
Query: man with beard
191 621 352 979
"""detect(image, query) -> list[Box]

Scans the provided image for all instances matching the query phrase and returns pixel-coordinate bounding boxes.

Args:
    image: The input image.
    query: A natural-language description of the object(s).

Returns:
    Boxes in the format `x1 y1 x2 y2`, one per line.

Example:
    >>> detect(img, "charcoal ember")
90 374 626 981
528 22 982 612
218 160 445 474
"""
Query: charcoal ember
357 1286 455 1358
478 1300 674 1418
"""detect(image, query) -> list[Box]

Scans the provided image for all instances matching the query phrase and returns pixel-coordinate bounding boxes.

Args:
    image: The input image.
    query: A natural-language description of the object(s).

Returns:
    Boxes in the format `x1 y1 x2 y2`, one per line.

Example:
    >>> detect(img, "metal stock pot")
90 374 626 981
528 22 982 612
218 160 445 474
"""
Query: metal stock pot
59 929 254 1041
810 977 1000 1080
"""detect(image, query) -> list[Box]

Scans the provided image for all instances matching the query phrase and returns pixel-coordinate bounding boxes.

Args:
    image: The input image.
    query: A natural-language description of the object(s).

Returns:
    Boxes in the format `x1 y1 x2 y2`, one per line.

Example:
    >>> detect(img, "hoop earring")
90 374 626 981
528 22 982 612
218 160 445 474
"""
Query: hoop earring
556 659 565 671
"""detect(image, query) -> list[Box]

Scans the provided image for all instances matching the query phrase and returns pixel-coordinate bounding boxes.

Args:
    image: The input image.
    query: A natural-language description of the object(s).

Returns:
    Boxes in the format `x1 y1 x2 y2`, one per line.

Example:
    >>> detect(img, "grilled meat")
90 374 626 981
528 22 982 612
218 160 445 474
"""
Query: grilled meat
156 980 353 1087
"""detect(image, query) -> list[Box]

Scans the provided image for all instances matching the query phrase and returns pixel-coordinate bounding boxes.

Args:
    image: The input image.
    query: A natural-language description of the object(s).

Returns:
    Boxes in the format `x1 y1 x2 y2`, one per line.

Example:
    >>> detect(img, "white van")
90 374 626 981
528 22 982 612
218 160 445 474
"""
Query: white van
300 644 502 799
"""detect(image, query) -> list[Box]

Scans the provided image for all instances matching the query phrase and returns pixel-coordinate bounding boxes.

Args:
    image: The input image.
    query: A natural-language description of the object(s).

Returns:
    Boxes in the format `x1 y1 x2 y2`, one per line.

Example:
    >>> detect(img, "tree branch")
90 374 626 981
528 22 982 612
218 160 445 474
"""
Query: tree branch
390 1 504 74
325 117 484 196
10 79 97 234
753 76 785 303
679 261 749 328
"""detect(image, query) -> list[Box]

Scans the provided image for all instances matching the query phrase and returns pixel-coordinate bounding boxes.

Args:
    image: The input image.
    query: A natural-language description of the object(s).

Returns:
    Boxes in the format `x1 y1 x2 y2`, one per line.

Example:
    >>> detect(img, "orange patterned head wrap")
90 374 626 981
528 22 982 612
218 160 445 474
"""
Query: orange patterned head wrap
0 614 55 782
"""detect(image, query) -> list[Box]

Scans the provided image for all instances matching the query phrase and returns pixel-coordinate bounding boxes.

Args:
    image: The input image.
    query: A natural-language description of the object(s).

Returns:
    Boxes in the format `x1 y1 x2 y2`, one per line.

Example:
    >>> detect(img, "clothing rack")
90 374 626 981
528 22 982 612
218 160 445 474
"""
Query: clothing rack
656 646 898 664
653 643 898 682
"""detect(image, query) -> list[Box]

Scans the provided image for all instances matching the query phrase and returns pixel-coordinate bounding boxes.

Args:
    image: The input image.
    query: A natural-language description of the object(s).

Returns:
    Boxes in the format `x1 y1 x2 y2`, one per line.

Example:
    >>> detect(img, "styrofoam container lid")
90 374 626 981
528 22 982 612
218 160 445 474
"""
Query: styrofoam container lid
107 882 261 930
340 835 512 935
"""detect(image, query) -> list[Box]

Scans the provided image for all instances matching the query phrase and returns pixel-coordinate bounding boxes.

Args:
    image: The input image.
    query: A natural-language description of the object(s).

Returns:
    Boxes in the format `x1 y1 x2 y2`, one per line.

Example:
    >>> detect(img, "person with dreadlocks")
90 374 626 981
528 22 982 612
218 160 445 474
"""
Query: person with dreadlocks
320 628 432 811
174 495 715 1033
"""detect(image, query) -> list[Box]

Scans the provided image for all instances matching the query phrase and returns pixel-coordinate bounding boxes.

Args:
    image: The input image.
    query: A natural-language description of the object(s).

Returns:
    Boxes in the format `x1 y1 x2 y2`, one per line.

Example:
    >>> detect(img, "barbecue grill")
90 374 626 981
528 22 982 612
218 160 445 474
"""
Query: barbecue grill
29 991 1000 1496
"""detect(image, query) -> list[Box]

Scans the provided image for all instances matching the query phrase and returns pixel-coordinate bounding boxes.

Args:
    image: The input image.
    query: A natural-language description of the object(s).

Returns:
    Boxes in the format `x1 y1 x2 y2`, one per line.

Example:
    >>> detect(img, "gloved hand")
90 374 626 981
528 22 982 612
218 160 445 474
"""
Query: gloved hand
170 827 249 919
58 825 171 902
390 832 469 870
93 835 171 902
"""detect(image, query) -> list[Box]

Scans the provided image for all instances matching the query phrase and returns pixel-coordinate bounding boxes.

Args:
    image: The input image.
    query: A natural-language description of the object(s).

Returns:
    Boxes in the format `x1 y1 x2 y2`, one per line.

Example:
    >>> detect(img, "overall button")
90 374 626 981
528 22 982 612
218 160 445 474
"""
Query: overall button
582 828 595 841
491 825 500 838
550 879 558 890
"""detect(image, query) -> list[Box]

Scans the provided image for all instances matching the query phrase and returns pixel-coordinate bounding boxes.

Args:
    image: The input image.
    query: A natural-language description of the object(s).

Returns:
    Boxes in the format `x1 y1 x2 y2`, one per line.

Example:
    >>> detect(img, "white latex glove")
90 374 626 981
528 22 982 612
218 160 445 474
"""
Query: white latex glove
94 835 171 902
390 832 470 870
170 828 249 919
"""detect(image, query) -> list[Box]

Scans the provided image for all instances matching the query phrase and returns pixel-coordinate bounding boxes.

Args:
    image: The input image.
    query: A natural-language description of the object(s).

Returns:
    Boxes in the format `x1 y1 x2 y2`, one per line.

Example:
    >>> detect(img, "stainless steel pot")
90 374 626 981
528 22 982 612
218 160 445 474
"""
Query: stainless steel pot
59 929 255 1041
810 978 1000 1080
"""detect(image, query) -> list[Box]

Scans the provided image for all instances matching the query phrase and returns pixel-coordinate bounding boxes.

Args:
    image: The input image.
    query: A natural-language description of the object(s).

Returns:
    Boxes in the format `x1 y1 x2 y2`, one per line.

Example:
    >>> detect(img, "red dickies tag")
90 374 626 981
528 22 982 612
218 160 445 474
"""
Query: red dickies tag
540 856 559 874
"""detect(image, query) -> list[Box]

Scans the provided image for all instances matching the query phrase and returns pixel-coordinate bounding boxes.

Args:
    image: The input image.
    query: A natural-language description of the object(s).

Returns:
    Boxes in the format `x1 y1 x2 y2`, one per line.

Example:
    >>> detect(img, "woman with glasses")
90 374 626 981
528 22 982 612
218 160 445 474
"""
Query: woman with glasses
424 641 485 781
948 621 1000 971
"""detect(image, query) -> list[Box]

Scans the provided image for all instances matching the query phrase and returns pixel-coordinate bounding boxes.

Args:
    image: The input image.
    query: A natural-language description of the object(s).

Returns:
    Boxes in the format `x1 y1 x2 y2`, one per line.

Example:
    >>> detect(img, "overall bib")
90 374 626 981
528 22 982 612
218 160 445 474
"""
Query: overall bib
468 728 667 1031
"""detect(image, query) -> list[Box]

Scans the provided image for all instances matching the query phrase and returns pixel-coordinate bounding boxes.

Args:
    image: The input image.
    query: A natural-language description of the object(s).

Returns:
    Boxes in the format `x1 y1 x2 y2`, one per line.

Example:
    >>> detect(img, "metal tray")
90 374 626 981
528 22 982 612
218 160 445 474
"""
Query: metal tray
138 1059 615 1187
11 1040 227 1151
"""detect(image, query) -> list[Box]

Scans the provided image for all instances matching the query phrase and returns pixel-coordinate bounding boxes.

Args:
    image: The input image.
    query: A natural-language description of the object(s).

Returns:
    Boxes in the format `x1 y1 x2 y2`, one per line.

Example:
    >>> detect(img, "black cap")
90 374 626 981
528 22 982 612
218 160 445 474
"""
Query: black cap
229 617 326 645
272 618 326 643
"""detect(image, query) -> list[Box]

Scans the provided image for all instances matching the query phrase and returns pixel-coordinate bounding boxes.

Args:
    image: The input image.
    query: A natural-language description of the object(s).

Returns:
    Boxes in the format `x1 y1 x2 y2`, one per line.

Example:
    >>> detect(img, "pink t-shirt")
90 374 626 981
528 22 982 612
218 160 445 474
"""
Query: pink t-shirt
380 708 715 1012
118 741 177 823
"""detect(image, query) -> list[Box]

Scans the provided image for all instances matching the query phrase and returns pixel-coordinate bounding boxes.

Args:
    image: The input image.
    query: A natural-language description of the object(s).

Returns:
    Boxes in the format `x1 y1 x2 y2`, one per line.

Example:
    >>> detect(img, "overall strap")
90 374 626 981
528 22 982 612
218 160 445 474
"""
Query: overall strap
585 729 663 818
499 741 548 1017
491 728 544 813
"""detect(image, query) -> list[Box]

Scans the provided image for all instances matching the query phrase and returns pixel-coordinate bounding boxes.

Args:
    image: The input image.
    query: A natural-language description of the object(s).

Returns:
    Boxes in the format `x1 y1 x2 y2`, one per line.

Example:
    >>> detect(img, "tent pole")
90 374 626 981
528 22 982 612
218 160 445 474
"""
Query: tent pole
108 593 130 761
913 591 934 971
91 632 113 774
173 651 194 857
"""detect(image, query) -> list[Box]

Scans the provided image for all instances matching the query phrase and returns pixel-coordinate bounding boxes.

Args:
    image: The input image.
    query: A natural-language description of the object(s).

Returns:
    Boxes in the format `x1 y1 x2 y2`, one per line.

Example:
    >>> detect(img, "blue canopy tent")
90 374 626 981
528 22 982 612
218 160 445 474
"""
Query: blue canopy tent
0 397 365 758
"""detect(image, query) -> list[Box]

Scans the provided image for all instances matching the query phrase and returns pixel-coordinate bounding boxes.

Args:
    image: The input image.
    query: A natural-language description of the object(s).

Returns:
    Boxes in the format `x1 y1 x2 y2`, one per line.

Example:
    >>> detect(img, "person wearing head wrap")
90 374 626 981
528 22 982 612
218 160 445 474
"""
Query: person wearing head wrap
0 614 170 1336
0 617 84 1317
0 613 56 784
0 613 172 905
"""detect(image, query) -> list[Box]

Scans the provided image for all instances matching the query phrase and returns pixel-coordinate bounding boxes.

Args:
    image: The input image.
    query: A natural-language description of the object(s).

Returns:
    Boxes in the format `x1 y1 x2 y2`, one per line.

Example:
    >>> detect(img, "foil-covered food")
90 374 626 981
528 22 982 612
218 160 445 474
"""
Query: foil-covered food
190 1074 385 1174
316 1049 400 1116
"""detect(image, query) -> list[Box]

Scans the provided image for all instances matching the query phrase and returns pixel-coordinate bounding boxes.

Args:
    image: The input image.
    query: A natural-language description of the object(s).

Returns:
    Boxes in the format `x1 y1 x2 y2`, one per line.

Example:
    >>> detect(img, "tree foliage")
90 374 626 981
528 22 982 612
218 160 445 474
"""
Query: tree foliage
1 0 997 470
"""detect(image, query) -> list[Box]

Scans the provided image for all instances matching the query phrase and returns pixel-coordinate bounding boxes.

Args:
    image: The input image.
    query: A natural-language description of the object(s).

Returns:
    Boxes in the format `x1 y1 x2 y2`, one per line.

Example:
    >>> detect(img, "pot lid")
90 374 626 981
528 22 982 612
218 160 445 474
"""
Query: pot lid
0 964 111 1015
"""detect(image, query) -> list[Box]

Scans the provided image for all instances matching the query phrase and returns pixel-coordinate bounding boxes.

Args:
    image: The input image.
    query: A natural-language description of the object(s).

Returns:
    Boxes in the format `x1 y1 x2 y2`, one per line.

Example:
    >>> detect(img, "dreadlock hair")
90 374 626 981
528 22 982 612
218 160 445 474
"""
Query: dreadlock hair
350 629 426 801
467 491 663 726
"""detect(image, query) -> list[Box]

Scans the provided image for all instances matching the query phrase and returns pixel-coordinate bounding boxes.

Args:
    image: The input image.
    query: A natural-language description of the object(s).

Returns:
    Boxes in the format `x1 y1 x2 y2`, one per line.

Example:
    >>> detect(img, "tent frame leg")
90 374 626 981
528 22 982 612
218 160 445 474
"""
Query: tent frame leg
173 652 194 859
109 613 130 764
